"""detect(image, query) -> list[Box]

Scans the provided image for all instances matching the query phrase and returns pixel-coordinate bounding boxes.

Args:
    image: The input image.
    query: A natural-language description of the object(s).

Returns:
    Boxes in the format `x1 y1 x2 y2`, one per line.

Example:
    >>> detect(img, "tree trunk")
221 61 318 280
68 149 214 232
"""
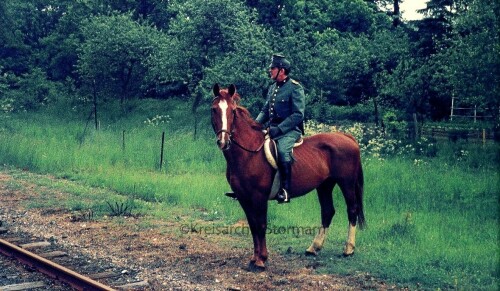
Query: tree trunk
393 0 401 27
373 97 380 127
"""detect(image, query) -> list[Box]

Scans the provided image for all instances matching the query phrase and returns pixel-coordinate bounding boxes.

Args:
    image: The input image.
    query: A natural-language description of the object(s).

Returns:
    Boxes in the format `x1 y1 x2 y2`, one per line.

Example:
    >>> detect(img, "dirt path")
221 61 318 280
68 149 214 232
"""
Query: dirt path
0 171 388 290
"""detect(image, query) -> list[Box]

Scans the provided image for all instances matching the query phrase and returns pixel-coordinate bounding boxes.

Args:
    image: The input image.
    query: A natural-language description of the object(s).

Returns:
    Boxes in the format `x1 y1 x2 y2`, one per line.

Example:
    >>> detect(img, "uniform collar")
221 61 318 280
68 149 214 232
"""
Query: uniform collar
276 77 290 87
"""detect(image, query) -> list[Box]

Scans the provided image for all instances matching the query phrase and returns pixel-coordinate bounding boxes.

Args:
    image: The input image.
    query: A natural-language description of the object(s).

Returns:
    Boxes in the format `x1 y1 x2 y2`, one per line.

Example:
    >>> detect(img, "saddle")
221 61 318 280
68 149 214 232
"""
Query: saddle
264 134 303 200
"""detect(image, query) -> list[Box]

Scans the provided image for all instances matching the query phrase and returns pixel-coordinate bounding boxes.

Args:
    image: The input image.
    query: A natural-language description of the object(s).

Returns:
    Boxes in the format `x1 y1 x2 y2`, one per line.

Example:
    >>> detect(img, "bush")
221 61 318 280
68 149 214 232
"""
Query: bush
383 109 408 138
2 68 63 112
307 101 374 123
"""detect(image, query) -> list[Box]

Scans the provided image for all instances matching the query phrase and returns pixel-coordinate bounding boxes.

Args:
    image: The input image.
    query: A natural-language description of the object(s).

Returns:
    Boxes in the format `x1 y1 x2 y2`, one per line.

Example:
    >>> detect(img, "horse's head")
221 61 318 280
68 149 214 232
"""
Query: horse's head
211 83 239 150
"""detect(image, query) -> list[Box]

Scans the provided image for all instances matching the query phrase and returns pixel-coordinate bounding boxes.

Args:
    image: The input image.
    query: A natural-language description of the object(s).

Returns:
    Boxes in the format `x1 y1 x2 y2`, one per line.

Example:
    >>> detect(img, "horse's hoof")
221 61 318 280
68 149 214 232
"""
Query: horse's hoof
225 192 237 200
305 250 318 256
342 249 355 257
248 261 266 272
343 243 355 256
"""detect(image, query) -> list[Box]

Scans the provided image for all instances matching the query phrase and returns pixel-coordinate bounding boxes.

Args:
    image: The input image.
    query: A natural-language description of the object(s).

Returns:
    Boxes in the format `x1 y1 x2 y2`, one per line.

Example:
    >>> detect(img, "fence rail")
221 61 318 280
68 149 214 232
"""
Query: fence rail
421 126 495 142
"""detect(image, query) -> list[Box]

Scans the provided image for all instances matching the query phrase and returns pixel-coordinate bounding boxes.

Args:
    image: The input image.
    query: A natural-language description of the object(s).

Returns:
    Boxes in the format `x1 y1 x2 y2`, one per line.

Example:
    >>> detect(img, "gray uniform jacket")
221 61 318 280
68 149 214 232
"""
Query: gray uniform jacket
256 77 305 135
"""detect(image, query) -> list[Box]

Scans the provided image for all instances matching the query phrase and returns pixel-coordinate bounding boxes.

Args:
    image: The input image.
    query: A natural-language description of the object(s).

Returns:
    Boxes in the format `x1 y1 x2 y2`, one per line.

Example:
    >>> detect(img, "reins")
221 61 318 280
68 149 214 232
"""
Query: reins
231 135 265 153
217 119 266 153
230 106 267 153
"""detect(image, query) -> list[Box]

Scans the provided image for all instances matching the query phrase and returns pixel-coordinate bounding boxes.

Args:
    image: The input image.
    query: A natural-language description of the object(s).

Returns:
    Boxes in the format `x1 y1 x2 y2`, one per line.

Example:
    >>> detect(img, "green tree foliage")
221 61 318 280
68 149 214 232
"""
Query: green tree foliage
38 1 104 81
148 0 270 110
440 0 500 121
0 0 498 129
77 14 166 103
245 0 285 28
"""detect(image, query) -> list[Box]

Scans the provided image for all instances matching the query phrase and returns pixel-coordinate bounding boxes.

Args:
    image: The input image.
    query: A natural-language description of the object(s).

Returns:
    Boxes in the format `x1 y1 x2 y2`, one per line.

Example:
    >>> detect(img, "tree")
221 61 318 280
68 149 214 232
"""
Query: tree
149 0 270 110
441 0 499 123
77 14 166 104
245 0 285 28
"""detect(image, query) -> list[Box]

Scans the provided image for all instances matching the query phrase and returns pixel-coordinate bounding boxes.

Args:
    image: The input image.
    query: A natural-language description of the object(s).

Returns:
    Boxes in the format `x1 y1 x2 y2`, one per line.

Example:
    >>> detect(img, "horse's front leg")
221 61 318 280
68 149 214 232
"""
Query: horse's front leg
248 221 268 271
239 196 268 271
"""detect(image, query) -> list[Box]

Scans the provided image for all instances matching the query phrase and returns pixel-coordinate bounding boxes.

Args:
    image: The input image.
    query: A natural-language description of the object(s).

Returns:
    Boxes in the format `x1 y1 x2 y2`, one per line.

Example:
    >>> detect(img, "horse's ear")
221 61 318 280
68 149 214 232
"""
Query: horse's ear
228 84 236 97
213 83 220 97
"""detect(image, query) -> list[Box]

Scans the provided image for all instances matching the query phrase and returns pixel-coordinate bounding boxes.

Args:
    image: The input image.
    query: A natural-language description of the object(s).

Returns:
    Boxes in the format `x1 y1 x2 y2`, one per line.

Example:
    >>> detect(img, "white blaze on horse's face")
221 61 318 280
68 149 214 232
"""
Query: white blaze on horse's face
218 99 229 144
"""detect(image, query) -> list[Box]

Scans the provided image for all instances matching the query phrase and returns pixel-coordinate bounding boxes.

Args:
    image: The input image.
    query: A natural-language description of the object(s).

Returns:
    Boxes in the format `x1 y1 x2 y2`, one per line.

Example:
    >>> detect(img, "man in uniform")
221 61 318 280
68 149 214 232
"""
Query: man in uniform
255 54 305 203
224 54 305 203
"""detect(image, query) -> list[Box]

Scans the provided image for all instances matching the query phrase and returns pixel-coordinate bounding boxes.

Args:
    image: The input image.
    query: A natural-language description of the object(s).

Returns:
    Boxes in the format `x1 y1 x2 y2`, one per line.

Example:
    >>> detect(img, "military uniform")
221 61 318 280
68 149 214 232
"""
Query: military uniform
256 54 305 203
224 54 304 203
256 77 305 163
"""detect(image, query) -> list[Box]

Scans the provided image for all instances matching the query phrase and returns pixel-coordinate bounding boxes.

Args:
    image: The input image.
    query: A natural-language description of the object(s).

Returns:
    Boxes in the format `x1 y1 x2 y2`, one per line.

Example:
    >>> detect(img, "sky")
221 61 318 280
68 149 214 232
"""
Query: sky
399 0 428 20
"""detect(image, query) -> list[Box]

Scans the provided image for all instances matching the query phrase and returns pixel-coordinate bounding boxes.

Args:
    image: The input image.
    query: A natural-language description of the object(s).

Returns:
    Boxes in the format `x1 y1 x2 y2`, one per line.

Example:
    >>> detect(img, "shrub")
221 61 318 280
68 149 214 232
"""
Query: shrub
305 120 440 160
307 101 374 123
2 68 63 112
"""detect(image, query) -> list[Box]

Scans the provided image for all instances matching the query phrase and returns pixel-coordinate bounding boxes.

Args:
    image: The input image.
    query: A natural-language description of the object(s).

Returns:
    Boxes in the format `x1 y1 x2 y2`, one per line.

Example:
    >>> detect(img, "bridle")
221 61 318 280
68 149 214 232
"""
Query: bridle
215 128 233 151
212 97 265 153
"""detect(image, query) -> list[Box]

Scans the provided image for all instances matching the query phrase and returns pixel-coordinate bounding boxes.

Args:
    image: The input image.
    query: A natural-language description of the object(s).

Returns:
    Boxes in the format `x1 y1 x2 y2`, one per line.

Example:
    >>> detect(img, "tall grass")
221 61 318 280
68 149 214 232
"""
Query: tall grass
0 100 498 289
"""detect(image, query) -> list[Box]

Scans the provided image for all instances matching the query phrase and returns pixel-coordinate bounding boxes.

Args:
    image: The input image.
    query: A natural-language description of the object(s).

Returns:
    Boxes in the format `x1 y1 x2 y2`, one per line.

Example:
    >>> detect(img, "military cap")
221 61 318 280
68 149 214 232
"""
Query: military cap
269 54 291 69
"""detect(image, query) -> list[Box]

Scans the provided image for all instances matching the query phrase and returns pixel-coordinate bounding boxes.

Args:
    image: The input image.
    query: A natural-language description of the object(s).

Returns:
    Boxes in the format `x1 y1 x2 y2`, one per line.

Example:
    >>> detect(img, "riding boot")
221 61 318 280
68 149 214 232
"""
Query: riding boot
277 161 292 203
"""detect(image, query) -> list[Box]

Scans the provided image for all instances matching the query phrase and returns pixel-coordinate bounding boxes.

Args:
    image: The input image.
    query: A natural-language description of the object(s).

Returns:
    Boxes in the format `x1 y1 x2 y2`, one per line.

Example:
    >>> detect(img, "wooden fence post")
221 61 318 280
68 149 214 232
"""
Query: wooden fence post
93 79 98 130
160 131 165 171
413 113 418 140
122 130 125 151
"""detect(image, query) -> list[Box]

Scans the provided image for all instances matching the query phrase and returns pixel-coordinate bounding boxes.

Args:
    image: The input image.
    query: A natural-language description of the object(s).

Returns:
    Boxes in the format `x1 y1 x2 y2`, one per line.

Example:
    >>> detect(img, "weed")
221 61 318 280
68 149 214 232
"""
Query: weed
70 209 95 222
106 201 134 217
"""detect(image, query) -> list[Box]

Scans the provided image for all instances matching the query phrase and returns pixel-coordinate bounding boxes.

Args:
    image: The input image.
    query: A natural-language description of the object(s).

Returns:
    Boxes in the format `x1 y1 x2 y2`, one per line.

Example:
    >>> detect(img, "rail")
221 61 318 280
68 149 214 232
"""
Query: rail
0 238 116 291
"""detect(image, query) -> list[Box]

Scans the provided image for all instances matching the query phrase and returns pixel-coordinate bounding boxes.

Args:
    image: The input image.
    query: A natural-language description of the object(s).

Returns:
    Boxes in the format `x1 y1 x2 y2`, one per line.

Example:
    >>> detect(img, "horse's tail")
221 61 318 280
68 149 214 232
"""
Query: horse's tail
356 162 366 229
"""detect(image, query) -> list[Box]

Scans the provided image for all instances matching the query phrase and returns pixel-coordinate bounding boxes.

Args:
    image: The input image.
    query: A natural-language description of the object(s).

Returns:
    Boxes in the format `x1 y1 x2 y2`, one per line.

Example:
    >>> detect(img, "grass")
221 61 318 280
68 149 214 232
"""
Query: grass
0 99 498 289
263 157 498 289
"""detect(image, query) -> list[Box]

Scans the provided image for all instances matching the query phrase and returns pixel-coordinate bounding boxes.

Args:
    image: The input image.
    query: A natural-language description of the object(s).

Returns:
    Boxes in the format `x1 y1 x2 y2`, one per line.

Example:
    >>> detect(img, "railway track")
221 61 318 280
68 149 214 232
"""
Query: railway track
0 227 148 290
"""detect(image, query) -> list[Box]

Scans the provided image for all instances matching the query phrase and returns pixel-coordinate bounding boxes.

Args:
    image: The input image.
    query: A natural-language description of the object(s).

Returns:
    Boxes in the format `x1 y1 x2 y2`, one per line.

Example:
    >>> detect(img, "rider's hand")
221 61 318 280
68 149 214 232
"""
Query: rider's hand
269 126 281 138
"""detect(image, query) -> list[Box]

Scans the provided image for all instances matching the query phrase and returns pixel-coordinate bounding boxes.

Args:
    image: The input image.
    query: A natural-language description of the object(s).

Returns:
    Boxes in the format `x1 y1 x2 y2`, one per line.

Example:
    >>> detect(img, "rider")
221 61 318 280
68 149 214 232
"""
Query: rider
255 54 305 203
224 54 305 203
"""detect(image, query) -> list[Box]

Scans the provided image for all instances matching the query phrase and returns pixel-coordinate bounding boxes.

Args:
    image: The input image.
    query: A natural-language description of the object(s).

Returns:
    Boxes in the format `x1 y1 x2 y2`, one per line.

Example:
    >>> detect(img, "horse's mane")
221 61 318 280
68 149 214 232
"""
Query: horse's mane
236 105 263 130
218 88 263 130
232 94 263 130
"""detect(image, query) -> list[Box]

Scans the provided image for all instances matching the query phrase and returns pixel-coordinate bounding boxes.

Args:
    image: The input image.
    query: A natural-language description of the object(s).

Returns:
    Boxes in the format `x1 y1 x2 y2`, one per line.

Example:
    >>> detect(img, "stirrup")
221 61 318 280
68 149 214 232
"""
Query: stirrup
276 189 290 204
225 192 237 200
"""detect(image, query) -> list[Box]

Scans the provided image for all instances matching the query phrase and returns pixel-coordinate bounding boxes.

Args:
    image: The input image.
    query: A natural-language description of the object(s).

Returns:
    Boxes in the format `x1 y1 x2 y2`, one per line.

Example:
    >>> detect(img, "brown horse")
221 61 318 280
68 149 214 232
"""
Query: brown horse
211 83 365 271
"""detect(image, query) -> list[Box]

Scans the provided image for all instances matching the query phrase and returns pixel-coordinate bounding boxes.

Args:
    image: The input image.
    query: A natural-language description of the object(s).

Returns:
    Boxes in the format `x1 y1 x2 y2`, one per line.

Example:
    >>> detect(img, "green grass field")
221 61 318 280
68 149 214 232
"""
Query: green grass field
0 99 498 289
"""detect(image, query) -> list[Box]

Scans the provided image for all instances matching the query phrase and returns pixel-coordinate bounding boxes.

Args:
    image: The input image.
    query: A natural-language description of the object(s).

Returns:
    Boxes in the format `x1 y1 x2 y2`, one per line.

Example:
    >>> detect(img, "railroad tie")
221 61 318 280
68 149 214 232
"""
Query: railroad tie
0 281 46 291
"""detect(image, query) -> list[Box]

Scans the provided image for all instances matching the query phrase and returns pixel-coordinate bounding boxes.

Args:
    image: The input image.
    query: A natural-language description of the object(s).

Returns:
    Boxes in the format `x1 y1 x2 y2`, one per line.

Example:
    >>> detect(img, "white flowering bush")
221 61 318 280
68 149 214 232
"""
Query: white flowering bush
304 120 438 160
455 149 469 161
144 114 171 127
413 137 438 157
0 98 14 113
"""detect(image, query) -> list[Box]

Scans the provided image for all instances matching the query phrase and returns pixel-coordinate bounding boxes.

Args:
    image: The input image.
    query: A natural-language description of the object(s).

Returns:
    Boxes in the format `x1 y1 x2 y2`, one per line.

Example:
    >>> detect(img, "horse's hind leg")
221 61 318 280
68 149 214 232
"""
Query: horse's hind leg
306 180 335 256
344 221 356 256
339 179 361 256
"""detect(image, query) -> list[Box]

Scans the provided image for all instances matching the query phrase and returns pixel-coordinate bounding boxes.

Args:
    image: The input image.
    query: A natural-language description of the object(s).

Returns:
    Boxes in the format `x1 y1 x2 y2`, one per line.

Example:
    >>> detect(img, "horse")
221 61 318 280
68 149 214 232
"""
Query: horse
211 83 365 271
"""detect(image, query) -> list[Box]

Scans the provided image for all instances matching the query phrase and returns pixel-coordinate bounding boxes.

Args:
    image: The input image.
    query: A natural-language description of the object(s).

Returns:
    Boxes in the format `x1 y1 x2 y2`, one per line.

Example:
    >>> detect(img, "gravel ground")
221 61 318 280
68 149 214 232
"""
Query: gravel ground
0 171 390 290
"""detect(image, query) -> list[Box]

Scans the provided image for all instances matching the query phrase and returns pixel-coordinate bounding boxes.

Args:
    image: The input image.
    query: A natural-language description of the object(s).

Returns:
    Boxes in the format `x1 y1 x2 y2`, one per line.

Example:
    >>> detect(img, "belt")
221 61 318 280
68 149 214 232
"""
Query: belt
270 118 283 124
